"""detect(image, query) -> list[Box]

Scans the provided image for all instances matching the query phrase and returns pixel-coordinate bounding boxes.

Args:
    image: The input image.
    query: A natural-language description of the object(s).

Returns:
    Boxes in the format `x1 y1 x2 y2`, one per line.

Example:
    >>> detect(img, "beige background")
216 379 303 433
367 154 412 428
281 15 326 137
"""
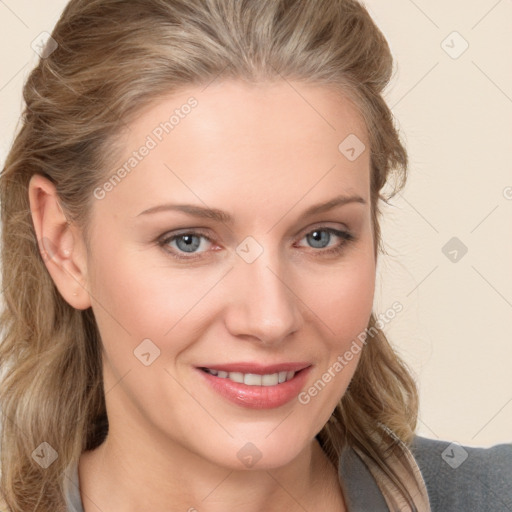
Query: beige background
0 1 510 448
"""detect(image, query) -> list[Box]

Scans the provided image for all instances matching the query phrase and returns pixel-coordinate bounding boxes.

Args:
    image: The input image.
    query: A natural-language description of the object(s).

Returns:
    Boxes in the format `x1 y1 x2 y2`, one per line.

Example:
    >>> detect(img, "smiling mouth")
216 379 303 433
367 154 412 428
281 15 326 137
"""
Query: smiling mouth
200 367 297 386
198 364 312 409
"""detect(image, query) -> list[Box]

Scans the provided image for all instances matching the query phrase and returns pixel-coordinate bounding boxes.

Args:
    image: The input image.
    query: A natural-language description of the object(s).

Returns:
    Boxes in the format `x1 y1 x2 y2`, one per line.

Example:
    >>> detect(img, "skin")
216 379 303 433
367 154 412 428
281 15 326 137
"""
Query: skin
29 79 376 512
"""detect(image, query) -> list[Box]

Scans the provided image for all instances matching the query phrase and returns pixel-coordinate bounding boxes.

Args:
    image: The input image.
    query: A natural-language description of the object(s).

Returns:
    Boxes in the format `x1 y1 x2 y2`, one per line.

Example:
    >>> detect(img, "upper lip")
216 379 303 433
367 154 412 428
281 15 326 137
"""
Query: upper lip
198 362 312 374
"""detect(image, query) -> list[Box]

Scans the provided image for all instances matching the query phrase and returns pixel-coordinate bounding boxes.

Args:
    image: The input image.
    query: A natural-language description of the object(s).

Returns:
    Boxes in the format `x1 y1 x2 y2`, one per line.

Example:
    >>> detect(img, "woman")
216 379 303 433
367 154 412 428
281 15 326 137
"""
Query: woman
0 1 510 511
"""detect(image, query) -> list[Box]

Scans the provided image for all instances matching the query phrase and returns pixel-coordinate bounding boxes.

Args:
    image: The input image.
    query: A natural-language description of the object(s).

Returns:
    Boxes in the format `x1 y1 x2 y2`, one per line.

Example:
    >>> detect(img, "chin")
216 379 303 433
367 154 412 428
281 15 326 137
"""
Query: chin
190 423 318 472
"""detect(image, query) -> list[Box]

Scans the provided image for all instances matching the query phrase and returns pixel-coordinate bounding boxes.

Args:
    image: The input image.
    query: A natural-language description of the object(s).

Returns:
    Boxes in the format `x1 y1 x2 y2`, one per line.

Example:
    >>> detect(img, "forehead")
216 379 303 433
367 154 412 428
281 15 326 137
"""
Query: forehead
96 80 370 217
144 79 366 148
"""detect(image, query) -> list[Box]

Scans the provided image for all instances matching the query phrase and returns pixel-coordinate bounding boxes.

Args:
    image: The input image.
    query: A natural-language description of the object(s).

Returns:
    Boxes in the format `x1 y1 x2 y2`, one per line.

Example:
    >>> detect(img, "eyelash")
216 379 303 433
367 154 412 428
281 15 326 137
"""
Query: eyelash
157 227 355 261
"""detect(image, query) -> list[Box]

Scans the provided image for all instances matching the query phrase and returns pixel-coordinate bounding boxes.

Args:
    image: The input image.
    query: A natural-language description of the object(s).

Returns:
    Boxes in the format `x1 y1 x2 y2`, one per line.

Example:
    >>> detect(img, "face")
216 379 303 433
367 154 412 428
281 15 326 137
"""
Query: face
83 79 375 470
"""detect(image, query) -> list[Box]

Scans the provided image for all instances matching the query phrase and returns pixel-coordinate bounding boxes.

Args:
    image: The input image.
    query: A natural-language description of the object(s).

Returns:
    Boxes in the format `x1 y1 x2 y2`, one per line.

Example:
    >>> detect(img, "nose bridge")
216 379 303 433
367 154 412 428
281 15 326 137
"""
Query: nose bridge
226 242 302 343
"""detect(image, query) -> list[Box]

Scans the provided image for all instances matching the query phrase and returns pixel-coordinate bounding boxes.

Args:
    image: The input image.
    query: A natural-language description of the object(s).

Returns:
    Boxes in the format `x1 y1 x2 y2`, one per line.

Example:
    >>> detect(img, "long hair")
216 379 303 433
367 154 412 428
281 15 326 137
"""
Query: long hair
0 1 418 509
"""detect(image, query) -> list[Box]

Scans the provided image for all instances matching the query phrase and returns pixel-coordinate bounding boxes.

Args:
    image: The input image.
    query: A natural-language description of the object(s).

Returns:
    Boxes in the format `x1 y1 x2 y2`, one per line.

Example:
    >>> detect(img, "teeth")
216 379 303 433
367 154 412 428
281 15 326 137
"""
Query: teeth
262 373 279 386
204 368 296 386
244 373 262 386
229 372 244 383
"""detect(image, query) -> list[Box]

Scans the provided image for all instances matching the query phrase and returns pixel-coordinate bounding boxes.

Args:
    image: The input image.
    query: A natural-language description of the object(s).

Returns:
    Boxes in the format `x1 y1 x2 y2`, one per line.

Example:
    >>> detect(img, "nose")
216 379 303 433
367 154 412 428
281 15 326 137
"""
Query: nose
224 247 303 346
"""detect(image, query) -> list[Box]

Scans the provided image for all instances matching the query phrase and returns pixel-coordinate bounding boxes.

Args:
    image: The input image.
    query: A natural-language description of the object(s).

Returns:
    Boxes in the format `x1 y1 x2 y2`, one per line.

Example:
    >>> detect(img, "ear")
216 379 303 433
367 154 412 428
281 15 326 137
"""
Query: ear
28 174 91 310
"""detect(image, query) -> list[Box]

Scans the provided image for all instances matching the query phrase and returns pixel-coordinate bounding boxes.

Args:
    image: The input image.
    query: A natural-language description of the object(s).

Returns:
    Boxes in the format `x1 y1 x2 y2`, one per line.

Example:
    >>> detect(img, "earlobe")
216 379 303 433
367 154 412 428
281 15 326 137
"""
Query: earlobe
28 174 91 310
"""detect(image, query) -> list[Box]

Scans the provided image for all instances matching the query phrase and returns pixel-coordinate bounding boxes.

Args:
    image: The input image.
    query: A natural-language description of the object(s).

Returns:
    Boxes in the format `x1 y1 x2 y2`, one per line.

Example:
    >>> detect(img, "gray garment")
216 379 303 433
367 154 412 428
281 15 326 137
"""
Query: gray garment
64 436 512 511
409 436 512 512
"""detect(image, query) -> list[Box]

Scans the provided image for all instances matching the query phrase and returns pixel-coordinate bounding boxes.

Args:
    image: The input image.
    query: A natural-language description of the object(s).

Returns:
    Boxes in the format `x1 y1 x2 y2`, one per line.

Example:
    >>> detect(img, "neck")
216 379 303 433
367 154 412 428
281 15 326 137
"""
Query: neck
78 428 345 512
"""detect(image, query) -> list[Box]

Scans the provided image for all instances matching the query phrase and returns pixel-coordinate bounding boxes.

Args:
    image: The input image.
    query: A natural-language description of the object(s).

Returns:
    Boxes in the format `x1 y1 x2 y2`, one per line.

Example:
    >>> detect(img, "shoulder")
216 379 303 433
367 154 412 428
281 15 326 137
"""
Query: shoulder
409 435 512 512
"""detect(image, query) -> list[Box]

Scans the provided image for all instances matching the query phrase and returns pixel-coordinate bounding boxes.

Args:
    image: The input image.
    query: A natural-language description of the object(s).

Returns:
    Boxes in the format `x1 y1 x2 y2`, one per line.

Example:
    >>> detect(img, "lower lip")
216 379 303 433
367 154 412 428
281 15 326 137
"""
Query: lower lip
198 367 312 409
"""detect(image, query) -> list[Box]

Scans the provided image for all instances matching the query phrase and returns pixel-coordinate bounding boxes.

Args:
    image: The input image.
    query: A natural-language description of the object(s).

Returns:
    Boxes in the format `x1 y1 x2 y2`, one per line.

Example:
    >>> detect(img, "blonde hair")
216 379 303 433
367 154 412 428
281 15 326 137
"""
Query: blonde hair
0 0 419 510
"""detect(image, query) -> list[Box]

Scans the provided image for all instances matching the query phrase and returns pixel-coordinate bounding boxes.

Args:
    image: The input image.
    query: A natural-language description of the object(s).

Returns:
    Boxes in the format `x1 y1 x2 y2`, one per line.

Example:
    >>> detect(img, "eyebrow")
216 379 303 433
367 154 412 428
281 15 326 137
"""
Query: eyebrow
136 194 366 223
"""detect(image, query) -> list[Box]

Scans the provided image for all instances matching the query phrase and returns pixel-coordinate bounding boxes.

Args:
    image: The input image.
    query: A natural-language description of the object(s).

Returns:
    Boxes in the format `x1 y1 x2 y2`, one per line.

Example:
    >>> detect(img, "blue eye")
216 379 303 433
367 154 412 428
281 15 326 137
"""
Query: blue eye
305 229 338 249
173 234 203 253
158 227 355 261
299 228 354 254
160 232 212 258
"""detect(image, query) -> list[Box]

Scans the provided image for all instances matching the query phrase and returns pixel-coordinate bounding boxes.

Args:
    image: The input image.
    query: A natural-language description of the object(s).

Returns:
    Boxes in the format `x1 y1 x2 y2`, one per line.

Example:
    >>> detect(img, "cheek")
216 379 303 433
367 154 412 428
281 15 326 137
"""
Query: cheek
87 244 228 365
309 252 376 343
299 252 375 411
